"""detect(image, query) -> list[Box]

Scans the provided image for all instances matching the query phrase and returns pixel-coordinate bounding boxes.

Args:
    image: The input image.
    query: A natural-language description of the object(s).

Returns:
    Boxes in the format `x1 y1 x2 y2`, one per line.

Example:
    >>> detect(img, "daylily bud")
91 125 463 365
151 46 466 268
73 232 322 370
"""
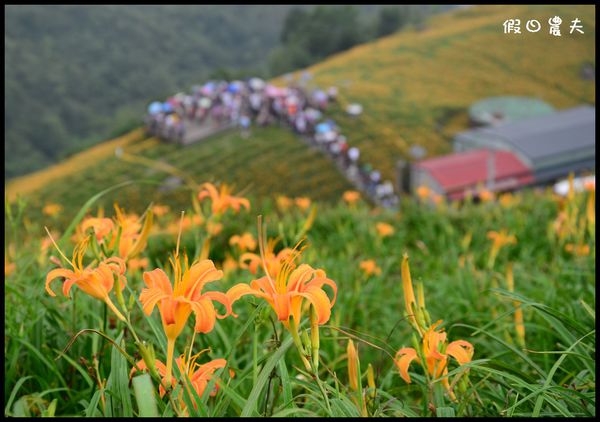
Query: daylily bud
347 339 359 392
367 364 376 400
423 308 432 326
415 306 428 333
410 301 424 334
128 293 136 311
401 254 418 331
301 329 311 358
114 278 126 311
136 341 158 380
411 333 421 356
415 282 426 310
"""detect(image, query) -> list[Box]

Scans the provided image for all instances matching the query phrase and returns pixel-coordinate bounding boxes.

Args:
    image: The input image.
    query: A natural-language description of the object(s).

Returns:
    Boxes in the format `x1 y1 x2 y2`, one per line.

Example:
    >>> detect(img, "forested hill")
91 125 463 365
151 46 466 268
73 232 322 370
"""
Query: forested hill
5 5 297 178
5 5 450 179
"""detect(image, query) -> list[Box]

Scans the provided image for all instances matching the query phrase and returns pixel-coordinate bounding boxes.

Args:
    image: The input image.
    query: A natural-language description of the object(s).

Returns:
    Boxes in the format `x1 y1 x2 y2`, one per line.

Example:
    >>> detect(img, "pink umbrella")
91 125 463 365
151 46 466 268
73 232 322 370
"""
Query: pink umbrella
265 85 279 98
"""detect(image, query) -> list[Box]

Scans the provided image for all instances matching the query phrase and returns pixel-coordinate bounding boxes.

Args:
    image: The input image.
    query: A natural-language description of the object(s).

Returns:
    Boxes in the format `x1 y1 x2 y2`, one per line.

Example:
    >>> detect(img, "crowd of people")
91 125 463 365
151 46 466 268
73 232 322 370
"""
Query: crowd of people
144 77 398 208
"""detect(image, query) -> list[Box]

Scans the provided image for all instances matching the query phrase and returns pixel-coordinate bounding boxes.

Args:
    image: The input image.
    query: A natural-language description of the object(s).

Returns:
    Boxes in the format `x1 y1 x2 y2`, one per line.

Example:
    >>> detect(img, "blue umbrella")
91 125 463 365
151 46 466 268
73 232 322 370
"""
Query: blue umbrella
148 101 162 115
316 122 331 134
162 102 174 113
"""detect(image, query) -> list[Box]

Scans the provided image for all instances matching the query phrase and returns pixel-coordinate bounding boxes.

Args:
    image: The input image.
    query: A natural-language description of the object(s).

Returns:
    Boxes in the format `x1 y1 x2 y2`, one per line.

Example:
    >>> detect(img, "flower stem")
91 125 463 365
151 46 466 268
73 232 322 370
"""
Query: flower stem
105 296 126 322
288 319 311 371
166 338 175 386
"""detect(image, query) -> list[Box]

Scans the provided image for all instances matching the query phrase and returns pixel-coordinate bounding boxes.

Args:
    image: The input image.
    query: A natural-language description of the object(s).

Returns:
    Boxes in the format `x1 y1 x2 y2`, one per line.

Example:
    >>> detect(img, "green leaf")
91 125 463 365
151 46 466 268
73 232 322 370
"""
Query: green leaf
4 376 33 416
85 389 103 417
132 374 159 417
105 332 133 417
241 336 293 417
437 406 456 417
278 358 294 410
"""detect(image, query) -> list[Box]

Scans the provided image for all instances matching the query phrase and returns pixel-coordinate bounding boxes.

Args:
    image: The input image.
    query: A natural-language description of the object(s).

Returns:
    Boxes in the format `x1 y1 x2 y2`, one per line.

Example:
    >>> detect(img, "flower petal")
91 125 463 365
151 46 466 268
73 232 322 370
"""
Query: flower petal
46 268 75 297
446 340 474 365
139 287 171 315
184 260 223 301
304 276 337 306
297 286 333 324
143 269 173 294
273 292 291 321
395 347 418 383
188 298 217 334
202 291 232 319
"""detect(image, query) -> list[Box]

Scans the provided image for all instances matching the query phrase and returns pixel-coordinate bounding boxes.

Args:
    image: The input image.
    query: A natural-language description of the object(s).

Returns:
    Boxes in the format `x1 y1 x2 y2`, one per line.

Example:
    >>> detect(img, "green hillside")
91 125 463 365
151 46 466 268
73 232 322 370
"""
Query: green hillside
7 4 595 227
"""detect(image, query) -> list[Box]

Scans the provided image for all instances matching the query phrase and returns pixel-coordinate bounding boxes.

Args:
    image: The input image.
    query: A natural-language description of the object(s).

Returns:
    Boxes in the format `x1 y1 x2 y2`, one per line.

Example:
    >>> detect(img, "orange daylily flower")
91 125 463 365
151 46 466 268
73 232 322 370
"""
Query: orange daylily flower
43 203 63 217
113 205 153 259
197 182 250 216
431 194 444 206
487 229 517 267
221 253 239 275
295 197 312 211
206 221 223 236
78 205 153 260
478 189 495 203
359 259 381 276
376 222 394 238
565 243 590 257
139 254 232 384
395 321 474 388
128 257 150 272
228 243 337 330
239 237 294 277
416 186 431 200
81 218 115 243
276 195 293 211
343 190 361 205
131 352 226 402
45 236 127 321
499 192 519 208
167 214 203 234
5 255 16 277
152 204 171 218
229 232 257 252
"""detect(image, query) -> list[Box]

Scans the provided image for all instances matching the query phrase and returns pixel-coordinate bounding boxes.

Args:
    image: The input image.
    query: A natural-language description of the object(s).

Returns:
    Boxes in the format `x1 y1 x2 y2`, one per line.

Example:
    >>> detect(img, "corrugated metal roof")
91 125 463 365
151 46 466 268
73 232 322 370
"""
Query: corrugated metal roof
455 106 595 164
415 148 533 194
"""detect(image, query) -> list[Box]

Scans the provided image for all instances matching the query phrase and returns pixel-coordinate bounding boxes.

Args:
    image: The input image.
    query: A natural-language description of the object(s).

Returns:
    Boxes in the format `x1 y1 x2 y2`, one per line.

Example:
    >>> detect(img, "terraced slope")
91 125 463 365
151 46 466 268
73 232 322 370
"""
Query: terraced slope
17 126 353 227
7 4 595 220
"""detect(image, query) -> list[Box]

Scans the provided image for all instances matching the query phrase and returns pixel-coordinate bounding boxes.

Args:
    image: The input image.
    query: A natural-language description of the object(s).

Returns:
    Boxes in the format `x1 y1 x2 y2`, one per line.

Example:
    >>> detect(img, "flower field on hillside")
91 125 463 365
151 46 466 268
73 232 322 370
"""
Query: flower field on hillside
4 177 595 417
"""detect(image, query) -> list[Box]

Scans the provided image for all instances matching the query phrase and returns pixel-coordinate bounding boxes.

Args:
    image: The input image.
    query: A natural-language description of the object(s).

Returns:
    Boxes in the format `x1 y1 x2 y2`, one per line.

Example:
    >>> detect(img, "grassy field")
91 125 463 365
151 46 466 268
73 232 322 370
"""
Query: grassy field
4 181 595 416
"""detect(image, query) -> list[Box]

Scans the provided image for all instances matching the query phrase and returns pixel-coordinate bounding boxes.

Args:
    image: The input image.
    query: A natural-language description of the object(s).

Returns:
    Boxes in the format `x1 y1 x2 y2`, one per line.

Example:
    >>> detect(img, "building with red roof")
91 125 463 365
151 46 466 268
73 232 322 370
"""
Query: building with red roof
411 148 534 200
